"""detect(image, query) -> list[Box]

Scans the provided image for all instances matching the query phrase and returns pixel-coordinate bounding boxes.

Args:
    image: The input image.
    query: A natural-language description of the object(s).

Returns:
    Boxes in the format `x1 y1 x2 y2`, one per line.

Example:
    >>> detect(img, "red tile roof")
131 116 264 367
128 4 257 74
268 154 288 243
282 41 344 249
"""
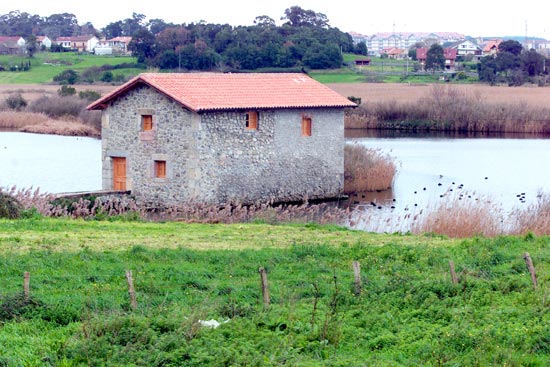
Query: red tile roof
87 73 356 112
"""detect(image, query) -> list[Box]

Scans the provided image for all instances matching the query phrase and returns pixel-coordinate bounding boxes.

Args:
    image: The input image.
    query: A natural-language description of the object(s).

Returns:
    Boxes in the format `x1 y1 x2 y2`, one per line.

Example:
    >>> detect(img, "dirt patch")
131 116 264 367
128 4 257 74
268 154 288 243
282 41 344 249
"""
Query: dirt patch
328 83 550 107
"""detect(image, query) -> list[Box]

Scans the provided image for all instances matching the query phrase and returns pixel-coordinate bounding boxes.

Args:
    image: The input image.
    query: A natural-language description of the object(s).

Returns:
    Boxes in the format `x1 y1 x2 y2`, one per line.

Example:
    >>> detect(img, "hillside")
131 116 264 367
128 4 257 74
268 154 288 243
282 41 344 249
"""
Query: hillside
0 218 549 365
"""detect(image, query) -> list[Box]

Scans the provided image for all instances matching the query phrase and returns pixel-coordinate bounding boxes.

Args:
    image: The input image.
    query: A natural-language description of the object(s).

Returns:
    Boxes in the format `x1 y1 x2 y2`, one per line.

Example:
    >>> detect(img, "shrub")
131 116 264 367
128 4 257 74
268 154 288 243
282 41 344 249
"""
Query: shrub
53 69 79 84
28 95 87 119
344 144 396 193
100 71 113 82
347 96 361 105
78 90 101 101
4 93 27 111
58 85 76 97
0 192 22 219
0 293 44 321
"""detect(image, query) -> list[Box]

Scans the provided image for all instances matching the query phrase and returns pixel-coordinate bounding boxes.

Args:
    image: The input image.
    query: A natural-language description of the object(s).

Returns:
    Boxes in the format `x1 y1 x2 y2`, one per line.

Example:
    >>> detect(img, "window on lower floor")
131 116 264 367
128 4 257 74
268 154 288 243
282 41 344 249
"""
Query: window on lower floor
154 160 166 178
301 116 312 137
246 111 259 130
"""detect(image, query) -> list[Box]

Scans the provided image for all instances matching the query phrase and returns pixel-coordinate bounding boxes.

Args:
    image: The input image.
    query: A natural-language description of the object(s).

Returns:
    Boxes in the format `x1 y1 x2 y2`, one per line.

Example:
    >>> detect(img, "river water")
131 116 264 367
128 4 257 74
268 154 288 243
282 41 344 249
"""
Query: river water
1 131 549 231
0 132 101 193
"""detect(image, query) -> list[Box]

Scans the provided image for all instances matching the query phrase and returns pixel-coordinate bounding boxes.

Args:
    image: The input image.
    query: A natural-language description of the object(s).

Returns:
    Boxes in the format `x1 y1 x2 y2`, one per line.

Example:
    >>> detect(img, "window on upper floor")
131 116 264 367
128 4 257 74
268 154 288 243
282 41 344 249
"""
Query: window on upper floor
142 114 153 131
301 116 312 137
246 111 259 130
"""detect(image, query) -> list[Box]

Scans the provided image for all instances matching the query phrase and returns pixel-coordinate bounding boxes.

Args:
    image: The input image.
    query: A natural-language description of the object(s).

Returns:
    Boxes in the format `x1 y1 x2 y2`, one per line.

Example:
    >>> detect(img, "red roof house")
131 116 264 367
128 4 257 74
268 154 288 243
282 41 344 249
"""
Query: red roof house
88 73 356 206
416 47 458 70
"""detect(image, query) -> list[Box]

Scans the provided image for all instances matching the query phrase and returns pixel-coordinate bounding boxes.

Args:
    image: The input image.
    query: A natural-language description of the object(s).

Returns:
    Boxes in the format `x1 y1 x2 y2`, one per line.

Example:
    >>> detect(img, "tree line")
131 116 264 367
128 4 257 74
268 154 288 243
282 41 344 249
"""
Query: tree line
477 40 547 85
0 7 360 71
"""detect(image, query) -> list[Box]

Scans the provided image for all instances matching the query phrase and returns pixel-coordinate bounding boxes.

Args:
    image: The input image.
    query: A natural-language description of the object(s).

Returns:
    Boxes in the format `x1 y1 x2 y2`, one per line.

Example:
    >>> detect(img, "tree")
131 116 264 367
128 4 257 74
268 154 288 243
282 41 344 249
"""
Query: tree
254 15 275 27
426 44 445 71
128 28 156 63
25 35 37 57
122 13 146 37
522 49 545 76
354 41 367 56
498 40 523 56
281 6 329 28
155 27 191 51
102 21 123 39
44 13 79 38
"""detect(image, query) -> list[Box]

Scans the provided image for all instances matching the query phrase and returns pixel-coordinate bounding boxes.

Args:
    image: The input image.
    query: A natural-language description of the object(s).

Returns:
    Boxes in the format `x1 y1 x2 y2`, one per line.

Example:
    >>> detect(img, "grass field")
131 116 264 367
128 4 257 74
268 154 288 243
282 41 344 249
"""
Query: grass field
1 217 550 365
0 52 141 84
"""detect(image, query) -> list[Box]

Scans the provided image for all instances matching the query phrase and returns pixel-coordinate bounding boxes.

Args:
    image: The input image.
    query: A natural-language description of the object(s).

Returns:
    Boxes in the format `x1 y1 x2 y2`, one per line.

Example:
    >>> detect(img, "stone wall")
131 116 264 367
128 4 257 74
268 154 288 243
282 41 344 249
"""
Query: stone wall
197 108 344 204
101 85 200 206
102 84 345 207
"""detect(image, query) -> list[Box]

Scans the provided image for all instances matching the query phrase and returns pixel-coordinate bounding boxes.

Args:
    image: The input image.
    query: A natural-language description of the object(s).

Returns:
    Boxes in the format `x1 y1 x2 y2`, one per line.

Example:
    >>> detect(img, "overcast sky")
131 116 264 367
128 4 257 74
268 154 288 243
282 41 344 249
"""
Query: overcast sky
1 0 548 39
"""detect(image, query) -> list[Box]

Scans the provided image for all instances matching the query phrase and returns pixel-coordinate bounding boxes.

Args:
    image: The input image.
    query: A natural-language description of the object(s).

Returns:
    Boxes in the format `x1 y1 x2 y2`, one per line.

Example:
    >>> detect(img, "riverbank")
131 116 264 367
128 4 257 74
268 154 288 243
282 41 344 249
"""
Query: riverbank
344 84 550 135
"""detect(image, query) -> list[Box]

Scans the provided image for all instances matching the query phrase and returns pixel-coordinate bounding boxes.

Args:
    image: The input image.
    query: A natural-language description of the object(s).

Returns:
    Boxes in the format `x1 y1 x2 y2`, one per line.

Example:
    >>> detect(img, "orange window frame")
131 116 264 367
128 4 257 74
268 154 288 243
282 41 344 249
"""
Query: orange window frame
142 115 153 131
246 111 259 130
301 116 312 137
154 160 166 178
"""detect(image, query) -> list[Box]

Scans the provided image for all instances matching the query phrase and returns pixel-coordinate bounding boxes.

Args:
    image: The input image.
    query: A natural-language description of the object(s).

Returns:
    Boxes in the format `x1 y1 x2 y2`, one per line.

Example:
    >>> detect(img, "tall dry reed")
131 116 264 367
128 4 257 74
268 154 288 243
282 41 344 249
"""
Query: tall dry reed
0 111 50 129
411 193 505 238
344 143 397 193
20 119 100 137
346 85 550 135
512 193 550 236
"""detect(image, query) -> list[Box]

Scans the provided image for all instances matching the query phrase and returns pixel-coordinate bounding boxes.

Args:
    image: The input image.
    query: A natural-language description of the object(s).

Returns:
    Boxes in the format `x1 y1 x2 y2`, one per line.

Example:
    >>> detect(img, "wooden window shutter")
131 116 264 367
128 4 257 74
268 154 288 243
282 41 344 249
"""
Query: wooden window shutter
142 115 153 131
155 160 166 178
246 111 258 130
301 116 312 137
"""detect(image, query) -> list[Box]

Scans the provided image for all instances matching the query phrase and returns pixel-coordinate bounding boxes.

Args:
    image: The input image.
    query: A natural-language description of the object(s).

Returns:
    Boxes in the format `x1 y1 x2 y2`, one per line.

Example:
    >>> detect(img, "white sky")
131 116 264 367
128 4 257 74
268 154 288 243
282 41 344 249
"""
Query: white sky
1 0 548 39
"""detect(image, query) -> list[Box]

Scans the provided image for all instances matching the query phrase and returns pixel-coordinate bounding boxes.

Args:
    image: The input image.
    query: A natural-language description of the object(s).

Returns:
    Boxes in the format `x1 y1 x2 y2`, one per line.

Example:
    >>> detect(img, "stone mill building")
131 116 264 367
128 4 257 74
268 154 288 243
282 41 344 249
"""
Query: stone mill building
87 73 356 207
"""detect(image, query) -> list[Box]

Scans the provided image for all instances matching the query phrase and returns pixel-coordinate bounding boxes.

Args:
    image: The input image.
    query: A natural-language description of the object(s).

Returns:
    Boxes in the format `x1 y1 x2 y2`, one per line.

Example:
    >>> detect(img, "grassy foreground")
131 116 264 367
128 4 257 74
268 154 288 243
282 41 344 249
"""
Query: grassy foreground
1 218 550 366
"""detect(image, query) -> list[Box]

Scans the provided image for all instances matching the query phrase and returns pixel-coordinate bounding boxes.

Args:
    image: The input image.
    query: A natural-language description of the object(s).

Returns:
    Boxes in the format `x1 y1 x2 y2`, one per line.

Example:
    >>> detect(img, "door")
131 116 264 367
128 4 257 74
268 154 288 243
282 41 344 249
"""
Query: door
112 157 127 190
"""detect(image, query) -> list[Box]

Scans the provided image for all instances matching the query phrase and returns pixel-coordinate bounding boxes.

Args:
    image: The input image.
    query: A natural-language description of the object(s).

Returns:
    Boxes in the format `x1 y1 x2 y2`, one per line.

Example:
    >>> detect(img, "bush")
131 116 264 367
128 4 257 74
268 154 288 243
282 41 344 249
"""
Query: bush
100 71 113 82
0 192 22 219
4 93 27 111
53 69 79 84
79 90 101 101
58 85 76 97
28 95 87 119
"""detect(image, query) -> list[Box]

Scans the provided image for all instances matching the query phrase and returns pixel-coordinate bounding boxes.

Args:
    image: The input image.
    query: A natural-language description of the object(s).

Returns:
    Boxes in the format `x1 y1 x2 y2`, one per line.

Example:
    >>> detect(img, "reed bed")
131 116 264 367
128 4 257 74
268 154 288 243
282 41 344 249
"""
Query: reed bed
0 111 50 129
410 193 505 238
512 193 550 236
5 185 550 238
1 92 102 136
344 143 397 193
346 85 550 135
20 119 100 137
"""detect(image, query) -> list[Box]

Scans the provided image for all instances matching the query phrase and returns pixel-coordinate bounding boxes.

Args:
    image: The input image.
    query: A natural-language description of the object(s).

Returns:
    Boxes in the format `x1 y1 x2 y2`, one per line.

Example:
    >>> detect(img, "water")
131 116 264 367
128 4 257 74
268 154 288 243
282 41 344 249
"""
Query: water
0 132 101 193
346 130 550 232
1 131 549 232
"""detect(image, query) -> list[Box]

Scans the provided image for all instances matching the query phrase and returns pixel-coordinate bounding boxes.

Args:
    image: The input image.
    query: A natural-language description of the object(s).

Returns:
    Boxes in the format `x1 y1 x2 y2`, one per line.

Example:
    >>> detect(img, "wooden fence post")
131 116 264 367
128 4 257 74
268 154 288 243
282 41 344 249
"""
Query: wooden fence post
524 252 538 289
352 261 362 296
23 271 30 300
259 267 270 307
125 270 138 310
449 261 458 285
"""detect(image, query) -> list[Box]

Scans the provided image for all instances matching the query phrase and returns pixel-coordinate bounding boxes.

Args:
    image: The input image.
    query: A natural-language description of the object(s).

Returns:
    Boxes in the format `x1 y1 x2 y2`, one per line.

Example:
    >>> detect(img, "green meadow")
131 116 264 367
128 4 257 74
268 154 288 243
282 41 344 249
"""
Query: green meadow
1 217 549 366
0 52 141 84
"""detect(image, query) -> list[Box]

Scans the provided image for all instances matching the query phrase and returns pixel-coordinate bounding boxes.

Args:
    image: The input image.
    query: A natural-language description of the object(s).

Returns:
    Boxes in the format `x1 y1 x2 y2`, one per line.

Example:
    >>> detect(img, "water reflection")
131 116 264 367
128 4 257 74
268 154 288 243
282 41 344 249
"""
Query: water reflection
346 128 549 140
